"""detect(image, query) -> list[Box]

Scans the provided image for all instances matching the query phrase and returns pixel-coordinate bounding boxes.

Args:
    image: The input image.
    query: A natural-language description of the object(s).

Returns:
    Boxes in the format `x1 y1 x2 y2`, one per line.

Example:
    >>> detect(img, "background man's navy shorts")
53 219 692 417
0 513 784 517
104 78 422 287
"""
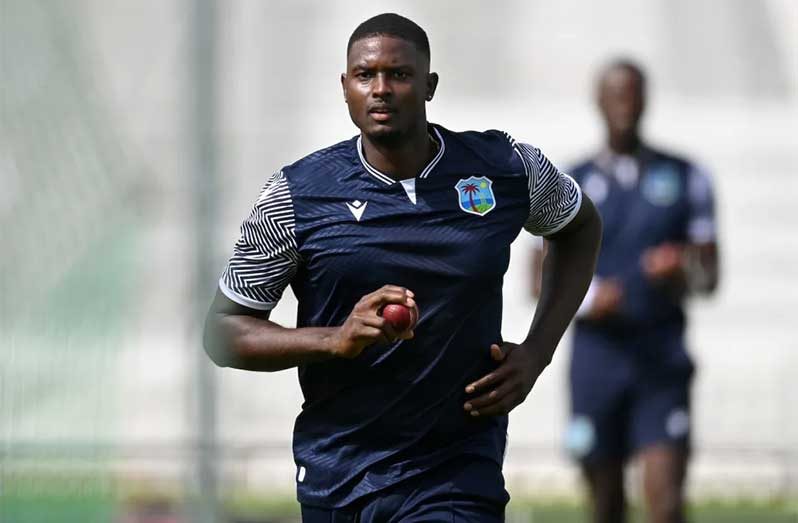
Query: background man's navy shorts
566 327 694 462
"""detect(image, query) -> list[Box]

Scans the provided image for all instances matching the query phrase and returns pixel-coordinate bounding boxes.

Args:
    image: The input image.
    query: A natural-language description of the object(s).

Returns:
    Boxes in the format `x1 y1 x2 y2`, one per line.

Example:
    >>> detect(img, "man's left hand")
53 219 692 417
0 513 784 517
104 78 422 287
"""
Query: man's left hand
641 243 685 281
463 342 548 417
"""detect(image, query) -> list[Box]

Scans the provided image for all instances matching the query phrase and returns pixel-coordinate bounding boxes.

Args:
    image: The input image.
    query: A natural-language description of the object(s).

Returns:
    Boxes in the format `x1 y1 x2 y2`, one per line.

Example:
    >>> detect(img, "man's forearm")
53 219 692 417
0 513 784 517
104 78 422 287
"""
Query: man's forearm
204 312 337 372
204 284 417 372
686 242 720 294
525 198 602 362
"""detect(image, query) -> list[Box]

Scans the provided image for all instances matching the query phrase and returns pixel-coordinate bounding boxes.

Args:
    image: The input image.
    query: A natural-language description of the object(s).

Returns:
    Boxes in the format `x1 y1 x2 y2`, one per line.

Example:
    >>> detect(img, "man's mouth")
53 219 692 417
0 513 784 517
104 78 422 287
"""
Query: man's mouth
369 106 396 121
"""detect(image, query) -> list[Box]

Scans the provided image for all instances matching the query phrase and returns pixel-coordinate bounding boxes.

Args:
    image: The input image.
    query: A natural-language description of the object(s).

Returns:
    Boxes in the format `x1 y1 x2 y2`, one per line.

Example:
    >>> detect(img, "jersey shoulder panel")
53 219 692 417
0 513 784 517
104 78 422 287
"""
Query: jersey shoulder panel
440 127 521 173
281 137 360 190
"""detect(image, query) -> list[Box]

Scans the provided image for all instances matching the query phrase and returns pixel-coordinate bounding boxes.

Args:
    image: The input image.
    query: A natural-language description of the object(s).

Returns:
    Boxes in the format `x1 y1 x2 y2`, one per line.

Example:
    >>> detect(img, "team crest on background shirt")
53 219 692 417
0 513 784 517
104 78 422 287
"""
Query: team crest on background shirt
455 176 496 216
642 165 681 207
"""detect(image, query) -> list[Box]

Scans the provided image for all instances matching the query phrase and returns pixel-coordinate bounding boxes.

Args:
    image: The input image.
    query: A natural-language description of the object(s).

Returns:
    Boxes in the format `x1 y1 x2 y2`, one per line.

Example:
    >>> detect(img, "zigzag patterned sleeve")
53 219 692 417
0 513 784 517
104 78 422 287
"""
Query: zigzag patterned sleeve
219 170 299 311
515 143 583 237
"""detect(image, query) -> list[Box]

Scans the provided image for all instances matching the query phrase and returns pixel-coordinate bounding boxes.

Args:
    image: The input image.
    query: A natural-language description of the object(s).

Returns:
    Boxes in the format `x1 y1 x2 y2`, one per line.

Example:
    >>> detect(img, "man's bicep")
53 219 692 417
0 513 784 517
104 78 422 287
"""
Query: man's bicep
204 287 271 368
210 287 271 320
684 164 720 291
544 193 598 241
530 241 547 299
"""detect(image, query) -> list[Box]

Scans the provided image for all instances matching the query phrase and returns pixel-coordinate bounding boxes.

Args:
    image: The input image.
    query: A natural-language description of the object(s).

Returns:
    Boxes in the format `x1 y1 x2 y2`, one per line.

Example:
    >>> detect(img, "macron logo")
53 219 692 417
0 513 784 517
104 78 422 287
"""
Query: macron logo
346 200 368 221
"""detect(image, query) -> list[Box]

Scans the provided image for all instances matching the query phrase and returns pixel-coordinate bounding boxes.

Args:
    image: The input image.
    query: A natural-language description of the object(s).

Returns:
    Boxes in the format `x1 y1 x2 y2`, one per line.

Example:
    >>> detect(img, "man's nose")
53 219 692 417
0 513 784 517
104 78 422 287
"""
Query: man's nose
372 73 392 97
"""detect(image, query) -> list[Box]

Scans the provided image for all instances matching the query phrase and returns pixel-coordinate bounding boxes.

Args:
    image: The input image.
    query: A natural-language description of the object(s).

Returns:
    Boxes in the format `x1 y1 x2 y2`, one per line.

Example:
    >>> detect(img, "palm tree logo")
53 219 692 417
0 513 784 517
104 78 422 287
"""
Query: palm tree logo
455 176 496 216
462 183 480 212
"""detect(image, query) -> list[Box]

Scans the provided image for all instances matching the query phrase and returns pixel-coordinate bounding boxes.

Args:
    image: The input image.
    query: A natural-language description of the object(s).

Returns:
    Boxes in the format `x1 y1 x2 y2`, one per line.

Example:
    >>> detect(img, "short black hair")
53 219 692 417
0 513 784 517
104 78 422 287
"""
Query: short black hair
347 13 430 61
599 58 647 90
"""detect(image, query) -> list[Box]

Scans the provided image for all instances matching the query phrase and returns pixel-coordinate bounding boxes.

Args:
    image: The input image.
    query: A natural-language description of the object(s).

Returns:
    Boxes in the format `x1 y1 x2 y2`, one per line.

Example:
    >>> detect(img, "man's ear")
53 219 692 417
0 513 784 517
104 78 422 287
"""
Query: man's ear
425 72 439 101
341 73 348 104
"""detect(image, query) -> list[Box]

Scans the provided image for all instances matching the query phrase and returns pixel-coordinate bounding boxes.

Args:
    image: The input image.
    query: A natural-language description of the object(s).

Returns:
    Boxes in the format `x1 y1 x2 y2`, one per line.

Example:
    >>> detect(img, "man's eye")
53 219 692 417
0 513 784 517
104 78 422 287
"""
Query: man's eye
357 72 373 80
393 71 409 80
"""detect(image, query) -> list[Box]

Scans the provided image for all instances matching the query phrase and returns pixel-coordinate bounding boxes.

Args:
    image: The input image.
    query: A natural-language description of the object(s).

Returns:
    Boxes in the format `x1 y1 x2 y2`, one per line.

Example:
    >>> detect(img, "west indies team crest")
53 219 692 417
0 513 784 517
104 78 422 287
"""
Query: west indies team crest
455 176 496 216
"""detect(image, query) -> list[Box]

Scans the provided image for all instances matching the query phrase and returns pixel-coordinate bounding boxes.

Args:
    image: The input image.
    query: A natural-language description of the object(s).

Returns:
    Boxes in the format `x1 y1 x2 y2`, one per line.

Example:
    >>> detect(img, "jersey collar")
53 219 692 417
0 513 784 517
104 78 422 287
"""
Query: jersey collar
356 125 446 185
595 144 655 170
594 144 656 188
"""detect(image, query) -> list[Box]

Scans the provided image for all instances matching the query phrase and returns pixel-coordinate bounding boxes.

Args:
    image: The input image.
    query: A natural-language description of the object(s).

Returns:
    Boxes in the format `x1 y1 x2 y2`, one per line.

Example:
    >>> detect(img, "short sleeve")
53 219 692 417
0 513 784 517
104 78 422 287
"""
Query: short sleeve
219 170 300 311
686 164 717 244
515 143 583 236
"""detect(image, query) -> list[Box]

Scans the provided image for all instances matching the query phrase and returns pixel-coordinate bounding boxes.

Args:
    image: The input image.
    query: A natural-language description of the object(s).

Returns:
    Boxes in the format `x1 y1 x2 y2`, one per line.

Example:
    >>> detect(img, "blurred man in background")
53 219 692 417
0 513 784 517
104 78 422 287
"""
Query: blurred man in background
531 60 720 523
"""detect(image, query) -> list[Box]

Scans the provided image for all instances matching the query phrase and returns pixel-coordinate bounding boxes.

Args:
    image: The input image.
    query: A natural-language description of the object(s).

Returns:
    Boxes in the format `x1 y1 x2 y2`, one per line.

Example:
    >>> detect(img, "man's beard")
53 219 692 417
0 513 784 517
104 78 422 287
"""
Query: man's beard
365 125 405 146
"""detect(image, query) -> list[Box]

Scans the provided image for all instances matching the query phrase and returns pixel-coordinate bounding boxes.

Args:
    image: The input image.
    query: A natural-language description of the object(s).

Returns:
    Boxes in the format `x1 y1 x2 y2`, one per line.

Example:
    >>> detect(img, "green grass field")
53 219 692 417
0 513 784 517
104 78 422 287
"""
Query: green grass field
3 485 796 523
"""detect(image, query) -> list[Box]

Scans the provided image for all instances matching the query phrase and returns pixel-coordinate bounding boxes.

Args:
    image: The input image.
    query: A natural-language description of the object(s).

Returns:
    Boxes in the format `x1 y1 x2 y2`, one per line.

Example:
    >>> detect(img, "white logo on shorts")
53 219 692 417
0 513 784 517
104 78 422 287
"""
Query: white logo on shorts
666 408 690 438
297 465 306 483
565 415 596 458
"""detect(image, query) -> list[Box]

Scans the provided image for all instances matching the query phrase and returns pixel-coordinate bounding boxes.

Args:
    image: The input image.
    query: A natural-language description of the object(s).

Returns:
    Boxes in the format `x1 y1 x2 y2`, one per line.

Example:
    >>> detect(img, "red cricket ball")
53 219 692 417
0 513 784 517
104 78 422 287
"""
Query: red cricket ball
381 304 414 332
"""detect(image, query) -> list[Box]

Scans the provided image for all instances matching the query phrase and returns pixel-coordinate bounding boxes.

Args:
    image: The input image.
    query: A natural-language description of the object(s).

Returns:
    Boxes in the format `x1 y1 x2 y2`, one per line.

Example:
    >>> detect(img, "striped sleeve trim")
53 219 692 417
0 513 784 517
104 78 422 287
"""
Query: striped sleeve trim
514 143 582 236
220 170 299 310
686 164 717 243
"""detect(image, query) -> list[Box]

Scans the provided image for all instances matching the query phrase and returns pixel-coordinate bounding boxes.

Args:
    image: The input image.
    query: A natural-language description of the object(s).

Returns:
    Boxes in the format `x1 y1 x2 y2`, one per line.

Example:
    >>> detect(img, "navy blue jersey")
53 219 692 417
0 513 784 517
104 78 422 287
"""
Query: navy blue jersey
220 124 582 507
570 146 716 336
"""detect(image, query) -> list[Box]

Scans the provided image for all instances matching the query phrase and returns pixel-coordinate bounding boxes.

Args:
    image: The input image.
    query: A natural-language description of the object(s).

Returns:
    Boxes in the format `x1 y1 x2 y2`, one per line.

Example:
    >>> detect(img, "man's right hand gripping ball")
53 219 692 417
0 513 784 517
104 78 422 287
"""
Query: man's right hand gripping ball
328 285 418 359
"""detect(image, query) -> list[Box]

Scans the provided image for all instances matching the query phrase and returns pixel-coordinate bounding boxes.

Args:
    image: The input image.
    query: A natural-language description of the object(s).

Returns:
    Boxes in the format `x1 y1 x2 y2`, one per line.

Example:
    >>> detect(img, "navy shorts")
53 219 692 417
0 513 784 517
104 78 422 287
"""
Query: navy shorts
300 456 509 522
566 326 694 463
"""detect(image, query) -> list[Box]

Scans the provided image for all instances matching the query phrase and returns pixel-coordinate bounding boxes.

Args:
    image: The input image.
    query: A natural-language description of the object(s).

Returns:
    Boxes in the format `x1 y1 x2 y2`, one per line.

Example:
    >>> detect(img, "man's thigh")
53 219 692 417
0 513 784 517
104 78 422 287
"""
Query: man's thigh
568 328 640 463
567 367 631 463
629 374 691 455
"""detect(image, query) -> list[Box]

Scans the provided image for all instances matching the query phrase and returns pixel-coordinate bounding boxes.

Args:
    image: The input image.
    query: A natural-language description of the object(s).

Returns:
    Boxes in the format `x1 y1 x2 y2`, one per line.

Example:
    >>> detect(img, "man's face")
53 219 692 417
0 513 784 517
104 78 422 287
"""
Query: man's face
342 36 436 143
598 67 645 136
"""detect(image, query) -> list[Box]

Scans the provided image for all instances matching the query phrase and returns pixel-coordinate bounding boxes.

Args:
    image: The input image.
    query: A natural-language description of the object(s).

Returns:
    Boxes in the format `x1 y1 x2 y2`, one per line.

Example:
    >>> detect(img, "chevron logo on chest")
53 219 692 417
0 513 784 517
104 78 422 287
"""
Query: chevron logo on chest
346 200 368 221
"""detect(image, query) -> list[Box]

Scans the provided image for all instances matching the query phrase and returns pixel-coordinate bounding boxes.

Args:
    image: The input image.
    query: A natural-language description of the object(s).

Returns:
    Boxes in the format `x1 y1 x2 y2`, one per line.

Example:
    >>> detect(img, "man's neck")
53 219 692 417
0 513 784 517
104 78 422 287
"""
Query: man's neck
361 124 437 181
607 132 641 155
